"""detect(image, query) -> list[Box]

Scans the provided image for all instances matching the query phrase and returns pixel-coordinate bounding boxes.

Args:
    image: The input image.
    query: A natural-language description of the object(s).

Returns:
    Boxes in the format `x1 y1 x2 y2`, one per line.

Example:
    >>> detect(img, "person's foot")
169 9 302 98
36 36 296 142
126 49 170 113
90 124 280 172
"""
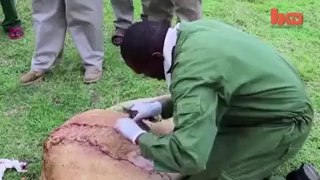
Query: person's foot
20 70 45 85
84 67 102 83
286 163 320 180
7 25 24 40
111 28 126 46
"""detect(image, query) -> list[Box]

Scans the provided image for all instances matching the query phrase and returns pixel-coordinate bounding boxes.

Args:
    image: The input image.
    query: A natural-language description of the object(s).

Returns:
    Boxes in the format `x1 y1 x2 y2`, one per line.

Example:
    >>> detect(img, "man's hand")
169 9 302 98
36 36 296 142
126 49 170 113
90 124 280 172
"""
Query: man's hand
114 118 146 143
130 101 162 121
142 119 174 135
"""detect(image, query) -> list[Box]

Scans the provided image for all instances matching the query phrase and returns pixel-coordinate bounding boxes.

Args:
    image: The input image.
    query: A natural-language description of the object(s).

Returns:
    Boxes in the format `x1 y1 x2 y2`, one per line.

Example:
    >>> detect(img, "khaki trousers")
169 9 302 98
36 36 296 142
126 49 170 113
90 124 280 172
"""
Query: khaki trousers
146 0 202 23
110 0 202 30
110 0 151 29
31 0 104 72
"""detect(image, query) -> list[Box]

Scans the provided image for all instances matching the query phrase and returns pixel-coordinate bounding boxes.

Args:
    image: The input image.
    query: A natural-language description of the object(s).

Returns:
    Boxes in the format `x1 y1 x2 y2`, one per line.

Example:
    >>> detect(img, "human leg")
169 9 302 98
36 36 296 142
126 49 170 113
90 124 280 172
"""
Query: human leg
20 0 67 85
143 0 174 25
110 0 133 46
65 0 104 83
185 117 312 180
0 0 23 39
174 0 202 22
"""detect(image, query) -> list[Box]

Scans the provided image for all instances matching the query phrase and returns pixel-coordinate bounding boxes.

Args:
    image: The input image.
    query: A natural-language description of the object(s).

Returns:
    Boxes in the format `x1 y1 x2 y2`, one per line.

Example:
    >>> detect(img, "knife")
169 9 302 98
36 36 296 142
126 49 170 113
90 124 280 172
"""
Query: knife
122 106 157 131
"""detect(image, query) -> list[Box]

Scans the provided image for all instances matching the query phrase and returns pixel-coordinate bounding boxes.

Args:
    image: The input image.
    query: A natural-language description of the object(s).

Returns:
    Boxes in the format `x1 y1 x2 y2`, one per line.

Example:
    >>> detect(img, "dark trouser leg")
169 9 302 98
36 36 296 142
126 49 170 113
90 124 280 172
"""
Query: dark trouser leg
110 0 133 30
142 0 174 25
174 0 202 22
0 0 21 32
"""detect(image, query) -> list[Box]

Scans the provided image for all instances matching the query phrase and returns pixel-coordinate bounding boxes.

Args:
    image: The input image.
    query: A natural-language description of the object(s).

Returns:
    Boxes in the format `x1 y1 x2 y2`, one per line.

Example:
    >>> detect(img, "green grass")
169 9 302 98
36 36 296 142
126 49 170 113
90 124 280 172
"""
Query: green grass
0 0 319 179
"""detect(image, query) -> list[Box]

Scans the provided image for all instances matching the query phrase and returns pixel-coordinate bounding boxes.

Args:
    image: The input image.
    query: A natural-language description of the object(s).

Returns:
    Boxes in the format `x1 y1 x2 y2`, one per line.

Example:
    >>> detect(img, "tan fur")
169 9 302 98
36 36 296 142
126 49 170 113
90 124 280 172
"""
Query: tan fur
41 109 180 180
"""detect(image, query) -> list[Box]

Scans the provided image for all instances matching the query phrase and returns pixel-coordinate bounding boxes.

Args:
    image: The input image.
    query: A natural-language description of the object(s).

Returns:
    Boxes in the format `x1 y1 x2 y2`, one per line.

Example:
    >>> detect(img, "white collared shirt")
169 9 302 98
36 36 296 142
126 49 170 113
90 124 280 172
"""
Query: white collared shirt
163 24 180 88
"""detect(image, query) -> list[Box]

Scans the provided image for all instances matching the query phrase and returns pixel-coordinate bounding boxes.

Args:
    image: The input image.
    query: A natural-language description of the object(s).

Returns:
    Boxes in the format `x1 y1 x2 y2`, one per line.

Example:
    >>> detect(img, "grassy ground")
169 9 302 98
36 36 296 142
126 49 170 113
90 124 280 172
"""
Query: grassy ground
0 0 319 179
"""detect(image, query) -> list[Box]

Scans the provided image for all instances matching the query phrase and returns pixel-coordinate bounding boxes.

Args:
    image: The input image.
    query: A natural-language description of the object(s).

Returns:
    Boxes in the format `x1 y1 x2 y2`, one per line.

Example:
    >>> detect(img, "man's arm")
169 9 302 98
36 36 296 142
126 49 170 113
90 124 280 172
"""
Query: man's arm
137 76 225 175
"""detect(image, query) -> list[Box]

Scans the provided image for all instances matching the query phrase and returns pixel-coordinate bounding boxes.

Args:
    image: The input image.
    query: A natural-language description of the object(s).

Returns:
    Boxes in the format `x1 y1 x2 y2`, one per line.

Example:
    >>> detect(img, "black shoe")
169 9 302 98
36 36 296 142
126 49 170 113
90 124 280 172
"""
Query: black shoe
286 163 320 180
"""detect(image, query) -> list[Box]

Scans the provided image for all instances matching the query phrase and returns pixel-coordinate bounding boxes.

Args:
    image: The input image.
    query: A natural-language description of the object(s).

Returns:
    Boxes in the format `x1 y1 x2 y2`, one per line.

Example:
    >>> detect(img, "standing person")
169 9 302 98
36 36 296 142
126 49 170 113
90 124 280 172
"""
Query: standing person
0 0 24 40
20 0 104 85
110 0 202 46
110 0 150 46
145 0 202 24
114 20 320 180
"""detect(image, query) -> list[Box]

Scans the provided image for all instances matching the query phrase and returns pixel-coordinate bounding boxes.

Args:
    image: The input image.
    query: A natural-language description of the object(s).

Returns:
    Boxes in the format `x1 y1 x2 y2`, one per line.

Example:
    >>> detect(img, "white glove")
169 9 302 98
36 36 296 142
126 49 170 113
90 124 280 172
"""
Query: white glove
130 101 162 121
114 118 146 143
0 159 27 180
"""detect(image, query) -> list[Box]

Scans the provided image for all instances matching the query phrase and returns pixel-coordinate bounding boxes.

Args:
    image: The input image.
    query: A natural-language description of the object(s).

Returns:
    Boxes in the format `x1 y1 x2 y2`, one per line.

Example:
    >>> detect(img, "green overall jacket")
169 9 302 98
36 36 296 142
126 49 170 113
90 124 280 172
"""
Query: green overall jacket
138 19 314 180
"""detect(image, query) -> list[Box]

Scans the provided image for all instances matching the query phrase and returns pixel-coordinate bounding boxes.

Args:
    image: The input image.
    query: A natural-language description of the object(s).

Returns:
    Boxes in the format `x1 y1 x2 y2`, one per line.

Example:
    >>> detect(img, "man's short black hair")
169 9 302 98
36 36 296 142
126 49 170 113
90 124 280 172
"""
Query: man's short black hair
120 20 170 66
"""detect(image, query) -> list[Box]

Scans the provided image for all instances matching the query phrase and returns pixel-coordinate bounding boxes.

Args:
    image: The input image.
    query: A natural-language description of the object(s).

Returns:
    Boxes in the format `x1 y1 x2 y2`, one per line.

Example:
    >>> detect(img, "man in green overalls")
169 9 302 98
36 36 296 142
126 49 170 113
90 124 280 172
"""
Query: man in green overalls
114 19 320 180
0 0 24 39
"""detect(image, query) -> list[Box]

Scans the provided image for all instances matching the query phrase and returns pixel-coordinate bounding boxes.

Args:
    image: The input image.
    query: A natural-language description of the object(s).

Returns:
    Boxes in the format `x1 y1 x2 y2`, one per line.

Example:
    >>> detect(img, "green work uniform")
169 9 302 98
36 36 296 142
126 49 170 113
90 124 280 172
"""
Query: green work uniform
138 19 314 180
0 0 21 32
